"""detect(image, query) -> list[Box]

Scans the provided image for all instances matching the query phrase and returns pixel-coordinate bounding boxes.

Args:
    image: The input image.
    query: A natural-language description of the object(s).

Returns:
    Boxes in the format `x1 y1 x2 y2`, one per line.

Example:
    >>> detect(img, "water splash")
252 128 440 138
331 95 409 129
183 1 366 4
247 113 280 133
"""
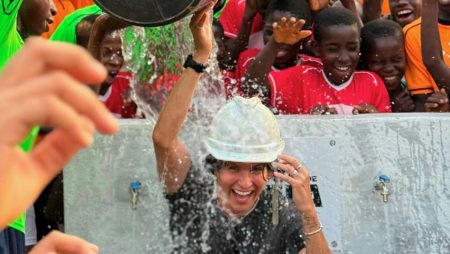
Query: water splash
119 14 226 252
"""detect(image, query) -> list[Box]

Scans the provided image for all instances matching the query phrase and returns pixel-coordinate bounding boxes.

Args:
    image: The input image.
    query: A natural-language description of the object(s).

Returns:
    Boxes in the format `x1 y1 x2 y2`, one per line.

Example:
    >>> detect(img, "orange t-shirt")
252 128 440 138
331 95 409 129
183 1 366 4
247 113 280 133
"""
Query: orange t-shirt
70 0 94 9
381 0 390 15
404 18 450 95
356 0 390 15
42 0 75 39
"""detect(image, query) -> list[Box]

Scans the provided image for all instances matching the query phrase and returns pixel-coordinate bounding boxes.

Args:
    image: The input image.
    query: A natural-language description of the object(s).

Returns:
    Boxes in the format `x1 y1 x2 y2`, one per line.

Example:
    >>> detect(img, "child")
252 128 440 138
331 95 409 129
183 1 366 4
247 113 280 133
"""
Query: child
360 19 415 112
245 7 391 114
363 0 421 28
218 0 268 70
87 14 139 118
88 14 128 95
403 0 450 111
388 0 422 27
420 0 450 112
230 0 321 100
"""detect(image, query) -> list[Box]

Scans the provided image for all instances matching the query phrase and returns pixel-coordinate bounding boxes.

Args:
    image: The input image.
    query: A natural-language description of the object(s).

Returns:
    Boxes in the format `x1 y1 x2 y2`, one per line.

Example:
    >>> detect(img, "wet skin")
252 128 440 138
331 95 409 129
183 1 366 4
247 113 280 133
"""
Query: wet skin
314 24 360 85
263 10 303 69
99 32 123 92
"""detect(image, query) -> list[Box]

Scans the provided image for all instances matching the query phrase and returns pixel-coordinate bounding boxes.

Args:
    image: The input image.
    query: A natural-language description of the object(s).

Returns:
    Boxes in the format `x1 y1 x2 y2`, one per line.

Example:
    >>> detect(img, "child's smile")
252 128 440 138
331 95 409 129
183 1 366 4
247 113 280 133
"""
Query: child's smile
315 25 360 85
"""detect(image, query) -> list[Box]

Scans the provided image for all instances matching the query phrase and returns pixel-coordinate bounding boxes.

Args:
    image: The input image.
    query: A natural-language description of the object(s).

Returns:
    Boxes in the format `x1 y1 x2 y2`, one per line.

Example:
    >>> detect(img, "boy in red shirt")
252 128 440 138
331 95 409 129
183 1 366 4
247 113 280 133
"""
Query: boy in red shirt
245 7 391 114
228 0 322 99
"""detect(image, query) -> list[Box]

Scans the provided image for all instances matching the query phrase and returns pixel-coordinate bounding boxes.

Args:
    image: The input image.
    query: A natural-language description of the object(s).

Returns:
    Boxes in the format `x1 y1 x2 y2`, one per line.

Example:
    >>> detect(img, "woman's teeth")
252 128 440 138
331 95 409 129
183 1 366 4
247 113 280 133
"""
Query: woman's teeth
233 190 251 196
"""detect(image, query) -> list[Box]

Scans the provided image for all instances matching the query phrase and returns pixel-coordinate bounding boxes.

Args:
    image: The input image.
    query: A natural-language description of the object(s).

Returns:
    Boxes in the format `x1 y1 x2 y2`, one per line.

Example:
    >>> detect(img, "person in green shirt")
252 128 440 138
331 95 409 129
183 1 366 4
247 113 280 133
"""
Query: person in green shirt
0 0 25 69
0 0 55 252
0 37 118 254
213 0 229 19
50 4 102 47
0 0 55 69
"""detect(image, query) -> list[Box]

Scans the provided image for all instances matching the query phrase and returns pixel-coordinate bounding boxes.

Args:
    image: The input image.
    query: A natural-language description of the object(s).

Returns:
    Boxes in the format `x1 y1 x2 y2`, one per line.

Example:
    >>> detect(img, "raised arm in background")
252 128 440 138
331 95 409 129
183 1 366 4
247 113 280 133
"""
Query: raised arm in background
362 0 383 23
421 0 450 112
421 0 450 92
335 0 364 27
152 3 215 194
221 0 270 70
243 17 310 102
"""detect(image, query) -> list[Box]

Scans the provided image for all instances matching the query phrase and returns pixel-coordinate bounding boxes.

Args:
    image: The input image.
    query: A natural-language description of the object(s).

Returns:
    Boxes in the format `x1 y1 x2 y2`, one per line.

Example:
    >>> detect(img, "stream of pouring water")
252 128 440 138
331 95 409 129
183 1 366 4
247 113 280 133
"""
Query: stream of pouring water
120 14 226 252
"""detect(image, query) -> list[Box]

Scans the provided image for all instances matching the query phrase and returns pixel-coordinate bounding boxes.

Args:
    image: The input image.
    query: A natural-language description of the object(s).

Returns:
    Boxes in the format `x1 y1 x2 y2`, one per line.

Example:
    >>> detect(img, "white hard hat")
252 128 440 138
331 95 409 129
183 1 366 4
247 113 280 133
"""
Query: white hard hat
206 96 285 163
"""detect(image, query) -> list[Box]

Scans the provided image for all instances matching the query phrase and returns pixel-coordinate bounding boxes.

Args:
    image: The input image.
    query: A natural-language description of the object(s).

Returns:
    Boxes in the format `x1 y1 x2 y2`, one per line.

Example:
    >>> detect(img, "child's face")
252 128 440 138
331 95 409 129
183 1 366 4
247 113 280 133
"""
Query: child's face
315 24 360 85
364 35 405 92
389 0 422 27
100 32 123 85
263 10 301 65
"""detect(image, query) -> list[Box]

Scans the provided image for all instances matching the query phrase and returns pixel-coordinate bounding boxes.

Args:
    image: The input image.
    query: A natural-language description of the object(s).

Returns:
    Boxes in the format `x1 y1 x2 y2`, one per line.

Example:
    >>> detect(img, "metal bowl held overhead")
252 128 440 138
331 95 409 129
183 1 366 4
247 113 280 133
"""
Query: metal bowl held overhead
94 0 213 27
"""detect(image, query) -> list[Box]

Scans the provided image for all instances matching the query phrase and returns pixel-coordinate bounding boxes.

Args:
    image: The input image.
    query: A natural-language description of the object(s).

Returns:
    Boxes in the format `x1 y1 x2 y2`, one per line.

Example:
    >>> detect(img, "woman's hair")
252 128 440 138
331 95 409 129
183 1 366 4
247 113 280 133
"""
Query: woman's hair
203 154 222 174
203 154 273 180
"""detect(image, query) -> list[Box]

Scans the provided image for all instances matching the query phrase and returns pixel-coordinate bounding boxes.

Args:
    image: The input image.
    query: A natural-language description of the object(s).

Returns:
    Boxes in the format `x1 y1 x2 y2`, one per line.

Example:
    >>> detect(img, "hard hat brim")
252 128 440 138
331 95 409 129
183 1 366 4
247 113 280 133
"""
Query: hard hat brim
206 138 285 163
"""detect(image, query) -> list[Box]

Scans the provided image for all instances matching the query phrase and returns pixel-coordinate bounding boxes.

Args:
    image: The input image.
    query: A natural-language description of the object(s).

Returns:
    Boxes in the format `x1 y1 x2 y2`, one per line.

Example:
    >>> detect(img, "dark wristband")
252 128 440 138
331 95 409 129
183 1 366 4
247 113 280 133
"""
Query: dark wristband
183 54 207 73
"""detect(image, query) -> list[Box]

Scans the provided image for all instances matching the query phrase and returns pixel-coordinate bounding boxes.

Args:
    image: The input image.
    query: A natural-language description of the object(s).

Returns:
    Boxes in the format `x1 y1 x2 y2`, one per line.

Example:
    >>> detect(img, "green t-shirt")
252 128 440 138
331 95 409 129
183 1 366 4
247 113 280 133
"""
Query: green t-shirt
50 4 102 44
1 0 41 234
0 0 24 70
213 0 229 20
8 127 40 234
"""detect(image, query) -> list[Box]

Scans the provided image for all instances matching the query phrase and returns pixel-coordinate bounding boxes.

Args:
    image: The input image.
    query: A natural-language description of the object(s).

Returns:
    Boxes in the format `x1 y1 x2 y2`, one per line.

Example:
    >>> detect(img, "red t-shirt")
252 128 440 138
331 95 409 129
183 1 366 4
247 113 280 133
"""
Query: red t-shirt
99 72 137 119
226 48 323 99
219 0 263 39
222 69 239 99
269 66 392 114
100 71 179 118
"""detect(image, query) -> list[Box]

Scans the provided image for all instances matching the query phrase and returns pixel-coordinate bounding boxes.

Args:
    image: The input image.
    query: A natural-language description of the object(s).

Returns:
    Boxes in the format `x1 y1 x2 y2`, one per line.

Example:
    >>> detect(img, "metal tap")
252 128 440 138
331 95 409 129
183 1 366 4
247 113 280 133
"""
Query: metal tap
374 175 390 203
130 181 142 210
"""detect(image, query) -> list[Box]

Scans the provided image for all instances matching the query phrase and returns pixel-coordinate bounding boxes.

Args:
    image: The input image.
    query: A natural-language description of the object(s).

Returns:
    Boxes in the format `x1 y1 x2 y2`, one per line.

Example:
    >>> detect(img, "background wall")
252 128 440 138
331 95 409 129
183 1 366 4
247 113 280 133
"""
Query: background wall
65 114 450 253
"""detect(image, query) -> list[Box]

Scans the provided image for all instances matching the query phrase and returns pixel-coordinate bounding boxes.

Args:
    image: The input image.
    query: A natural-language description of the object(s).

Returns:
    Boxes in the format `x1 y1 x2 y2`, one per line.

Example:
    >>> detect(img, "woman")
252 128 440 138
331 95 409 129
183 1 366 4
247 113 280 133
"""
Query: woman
152 3 330 253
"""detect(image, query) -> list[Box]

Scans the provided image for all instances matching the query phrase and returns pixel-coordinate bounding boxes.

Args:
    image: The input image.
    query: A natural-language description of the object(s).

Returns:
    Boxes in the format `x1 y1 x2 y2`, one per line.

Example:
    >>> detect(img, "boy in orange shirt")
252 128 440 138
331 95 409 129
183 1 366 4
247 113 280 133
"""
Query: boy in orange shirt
403 0 450 111
420 0 450 112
